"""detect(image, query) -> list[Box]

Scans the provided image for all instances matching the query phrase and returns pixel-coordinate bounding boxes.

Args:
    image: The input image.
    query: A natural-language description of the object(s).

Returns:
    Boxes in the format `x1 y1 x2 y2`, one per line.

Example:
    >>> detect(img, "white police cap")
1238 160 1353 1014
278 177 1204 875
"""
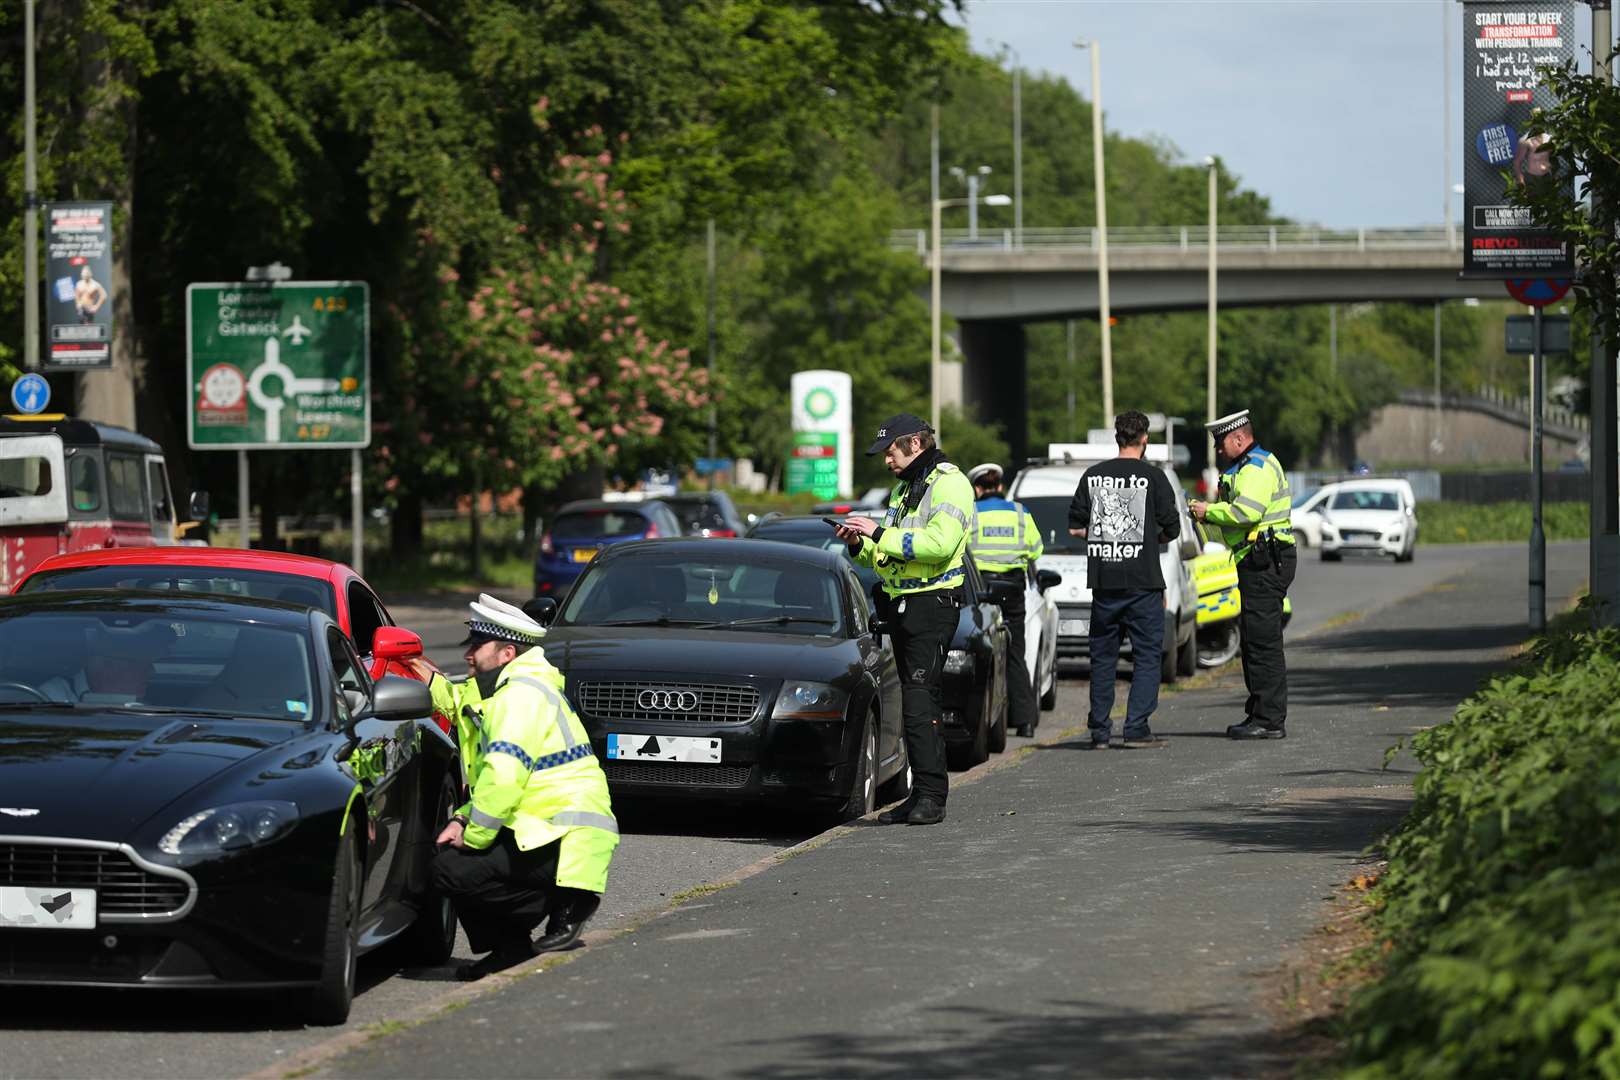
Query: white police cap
967 462 1004 484
1205 410 1251 438
459 592 546 647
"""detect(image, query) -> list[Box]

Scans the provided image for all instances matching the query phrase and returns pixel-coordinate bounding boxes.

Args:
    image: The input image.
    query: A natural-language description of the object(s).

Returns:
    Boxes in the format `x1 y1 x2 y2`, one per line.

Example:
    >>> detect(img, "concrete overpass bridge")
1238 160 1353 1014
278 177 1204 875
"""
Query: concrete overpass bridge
892 225 1505 463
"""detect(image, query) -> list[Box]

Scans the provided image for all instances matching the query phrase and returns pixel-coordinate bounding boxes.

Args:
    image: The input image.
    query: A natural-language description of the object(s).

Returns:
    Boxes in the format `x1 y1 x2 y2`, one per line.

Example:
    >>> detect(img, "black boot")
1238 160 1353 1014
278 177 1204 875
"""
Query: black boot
905 797 946 825
877 795 918 825
1226 719 1285 740
534 891 601 953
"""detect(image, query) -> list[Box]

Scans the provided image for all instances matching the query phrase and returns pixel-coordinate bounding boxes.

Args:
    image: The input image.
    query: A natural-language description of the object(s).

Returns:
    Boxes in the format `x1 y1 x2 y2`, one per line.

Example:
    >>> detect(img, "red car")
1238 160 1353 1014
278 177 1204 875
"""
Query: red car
10 547 451 733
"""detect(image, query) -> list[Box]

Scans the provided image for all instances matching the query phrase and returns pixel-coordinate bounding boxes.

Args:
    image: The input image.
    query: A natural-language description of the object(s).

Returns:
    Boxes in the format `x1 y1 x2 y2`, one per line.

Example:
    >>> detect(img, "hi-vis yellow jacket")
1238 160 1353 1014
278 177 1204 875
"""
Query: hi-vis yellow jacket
969 496 1044 574
428 649 618 893
852 460 975 597
1203 445 1295 561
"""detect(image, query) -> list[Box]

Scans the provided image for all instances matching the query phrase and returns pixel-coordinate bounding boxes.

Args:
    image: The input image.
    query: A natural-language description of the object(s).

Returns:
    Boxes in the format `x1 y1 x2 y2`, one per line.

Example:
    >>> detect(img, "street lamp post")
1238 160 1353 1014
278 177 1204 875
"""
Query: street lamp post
1010 46 1023 250
1205 156 1218 496
23 0 39 370
1076 38 1113 423
932 191 1012 438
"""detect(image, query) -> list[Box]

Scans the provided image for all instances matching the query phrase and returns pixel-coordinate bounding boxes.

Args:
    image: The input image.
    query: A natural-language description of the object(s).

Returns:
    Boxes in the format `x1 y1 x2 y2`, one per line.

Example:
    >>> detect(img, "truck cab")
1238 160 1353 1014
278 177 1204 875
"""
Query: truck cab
1006 442 1202 683
0 414 203 590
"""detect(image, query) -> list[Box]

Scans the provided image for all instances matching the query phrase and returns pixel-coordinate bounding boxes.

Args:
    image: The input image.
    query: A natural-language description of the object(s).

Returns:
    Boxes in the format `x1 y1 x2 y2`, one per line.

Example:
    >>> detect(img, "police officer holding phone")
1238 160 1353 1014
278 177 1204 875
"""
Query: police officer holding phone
832 414 975 825
1190 410 1297 740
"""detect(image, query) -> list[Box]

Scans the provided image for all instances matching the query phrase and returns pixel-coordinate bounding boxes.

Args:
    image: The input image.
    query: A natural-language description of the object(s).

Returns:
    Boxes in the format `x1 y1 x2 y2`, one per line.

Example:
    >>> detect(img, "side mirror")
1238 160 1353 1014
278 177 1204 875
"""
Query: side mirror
188 490 210 519
370 675 433 721
525 596 559 627
371 626 424 662
1202 540 1228 557
1036 569 1062 593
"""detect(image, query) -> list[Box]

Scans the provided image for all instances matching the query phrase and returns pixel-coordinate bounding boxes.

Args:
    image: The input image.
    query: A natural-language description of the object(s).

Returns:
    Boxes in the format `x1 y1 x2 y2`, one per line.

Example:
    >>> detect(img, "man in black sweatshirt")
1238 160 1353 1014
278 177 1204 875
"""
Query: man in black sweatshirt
1067 410 1181 748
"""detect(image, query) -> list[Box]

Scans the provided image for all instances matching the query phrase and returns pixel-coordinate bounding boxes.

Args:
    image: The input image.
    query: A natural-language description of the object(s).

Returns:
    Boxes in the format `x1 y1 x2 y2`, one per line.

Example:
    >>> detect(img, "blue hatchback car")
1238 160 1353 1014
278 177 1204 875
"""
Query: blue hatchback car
534 499 682 598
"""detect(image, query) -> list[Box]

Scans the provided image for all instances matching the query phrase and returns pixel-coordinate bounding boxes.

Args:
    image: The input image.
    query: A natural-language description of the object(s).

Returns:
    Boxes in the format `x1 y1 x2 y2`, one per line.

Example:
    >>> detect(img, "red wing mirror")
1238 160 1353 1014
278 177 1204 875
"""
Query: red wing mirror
371 626 424 662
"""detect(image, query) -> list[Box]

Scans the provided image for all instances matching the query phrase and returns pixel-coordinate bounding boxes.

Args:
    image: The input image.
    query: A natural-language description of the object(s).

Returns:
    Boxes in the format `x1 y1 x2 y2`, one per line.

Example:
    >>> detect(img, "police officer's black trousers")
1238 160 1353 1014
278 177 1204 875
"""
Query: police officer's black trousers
983 570 1038 733
1236 543 1297 730
883 589 958 803
432 832 561 954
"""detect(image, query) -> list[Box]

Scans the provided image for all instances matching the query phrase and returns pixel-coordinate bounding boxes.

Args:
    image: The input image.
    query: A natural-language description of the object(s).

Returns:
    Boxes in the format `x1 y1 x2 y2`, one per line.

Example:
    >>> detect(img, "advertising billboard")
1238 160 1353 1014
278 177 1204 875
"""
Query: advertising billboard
42 201 114 371
1461 1 1575 277
786 370 852 500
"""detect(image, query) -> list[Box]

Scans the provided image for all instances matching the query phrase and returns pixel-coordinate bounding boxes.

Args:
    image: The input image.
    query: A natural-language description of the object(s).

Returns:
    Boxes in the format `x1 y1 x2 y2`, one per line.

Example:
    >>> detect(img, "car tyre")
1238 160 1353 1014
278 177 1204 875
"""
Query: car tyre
987 667 1008 754
308 823 361 1026
839 713 879 823
947 678 992 770
1197 621 1240 668
1039 652 1057 711
1396 543 1415 564
406 777 459 966
1177 626 1198 677
1321 549 1342 563
1160 618 1178 685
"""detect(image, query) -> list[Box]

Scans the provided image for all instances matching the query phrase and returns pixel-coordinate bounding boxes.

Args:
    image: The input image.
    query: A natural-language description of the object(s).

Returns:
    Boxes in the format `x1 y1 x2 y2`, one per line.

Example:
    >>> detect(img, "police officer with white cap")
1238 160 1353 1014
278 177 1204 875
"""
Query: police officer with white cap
1190 411 1297 739
966 461 1043 737
426 594 619 978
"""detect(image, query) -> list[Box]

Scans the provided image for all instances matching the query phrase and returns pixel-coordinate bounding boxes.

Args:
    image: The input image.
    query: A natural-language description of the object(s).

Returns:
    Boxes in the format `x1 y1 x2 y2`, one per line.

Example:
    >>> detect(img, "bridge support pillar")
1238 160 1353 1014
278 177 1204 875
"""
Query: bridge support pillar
957 320 1029 469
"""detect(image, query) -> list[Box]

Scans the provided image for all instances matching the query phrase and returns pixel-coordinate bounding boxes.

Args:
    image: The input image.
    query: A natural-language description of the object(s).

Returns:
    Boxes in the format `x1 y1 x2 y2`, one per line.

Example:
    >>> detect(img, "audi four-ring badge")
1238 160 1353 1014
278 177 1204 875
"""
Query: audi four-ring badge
637 689 699 712
536 539 910 822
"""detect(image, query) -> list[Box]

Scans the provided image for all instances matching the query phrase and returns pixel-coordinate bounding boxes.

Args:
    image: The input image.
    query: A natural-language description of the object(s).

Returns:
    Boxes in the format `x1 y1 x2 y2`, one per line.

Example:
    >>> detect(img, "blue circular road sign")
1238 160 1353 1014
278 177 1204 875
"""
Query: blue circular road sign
10 374 49 415
1506 278 1573 308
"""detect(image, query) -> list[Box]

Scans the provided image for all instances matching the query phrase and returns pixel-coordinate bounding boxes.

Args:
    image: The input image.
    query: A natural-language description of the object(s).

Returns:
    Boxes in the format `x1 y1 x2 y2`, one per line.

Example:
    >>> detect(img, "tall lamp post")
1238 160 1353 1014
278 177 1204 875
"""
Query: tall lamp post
1204 155 1219 496
23 0 40 370
933 191 1012 438
1075 38 1113 422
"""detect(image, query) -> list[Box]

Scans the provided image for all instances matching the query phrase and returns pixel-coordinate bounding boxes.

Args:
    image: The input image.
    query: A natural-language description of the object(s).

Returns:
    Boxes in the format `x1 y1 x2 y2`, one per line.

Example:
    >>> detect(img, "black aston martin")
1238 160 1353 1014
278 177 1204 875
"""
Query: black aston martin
0 591 459 1025
531 539 908 821
744 516 1012 769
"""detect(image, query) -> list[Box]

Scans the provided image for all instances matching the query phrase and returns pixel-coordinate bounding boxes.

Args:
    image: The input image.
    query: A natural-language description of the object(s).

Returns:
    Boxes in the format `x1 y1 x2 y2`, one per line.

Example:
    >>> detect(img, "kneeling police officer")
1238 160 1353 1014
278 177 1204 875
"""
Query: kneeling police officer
427 594 620 979
834 414 975 826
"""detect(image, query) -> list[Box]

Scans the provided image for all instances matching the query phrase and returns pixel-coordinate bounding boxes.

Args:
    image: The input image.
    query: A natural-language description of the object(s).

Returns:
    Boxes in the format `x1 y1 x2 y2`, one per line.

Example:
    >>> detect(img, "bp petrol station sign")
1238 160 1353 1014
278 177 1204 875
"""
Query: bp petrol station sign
186 282 370 449
786 371 852 500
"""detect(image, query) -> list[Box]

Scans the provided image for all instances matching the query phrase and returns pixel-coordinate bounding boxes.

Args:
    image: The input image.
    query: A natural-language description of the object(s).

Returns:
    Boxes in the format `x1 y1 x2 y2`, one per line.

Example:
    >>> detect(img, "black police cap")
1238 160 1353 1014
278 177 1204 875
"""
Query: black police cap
866 413 932 456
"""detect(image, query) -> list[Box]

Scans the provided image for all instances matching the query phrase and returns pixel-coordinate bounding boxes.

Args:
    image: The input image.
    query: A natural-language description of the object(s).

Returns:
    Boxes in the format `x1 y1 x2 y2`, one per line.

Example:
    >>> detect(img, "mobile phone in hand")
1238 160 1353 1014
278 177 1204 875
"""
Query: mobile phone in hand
822 517 843 528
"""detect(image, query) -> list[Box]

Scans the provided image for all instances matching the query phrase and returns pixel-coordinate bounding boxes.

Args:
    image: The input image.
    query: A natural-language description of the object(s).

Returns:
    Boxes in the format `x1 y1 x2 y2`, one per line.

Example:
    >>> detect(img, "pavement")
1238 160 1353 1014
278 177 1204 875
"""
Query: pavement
299 541 1585 1079
0 542 1583 1079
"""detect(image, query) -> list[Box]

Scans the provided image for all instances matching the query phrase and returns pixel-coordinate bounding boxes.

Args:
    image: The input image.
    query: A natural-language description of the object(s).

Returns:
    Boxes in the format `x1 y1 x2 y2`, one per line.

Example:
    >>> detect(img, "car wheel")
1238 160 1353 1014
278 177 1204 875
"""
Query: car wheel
307 823 361 1026
406 777 459 965
1039 652 1057 711
1197 622 1240 668
987 664 1008 754
879 757 913 806
1177 626 1198 677
1321 549 1342 562
839 713 878 823
1160 618 1178 685
1397 543 1415 563
947 680 991 770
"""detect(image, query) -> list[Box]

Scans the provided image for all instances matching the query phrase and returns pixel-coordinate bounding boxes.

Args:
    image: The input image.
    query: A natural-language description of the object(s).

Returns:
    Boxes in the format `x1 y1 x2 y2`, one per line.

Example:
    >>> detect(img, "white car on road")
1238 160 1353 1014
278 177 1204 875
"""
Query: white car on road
1313 480 1418 562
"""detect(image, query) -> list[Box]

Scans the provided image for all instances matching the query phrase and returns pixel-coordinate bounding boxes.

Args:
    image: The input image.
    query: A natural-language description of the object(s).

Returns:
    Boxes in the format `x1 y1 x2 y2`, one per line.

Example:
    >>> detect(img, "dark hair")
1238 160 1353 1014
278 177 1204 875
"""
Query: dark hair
1115 410 1150 447
906 431 936 453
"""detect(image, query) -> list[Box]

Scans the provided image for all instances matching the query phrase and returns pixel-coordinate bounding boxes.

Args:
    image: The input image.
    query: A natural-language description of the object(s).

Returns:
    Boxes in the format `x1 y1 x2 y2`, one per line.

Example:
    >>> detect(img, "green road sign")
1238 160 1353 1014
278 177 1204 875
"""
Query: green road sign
186 281 370 449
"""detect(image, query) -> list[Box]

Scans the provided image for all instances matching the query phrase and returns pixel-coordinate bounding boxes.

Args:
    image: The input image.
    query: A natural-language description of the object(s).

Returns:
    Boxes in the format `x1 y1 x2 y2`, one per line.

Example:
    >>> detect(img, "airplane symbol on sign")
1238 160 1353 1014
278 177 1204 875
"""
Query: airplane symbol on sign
283 316 312 346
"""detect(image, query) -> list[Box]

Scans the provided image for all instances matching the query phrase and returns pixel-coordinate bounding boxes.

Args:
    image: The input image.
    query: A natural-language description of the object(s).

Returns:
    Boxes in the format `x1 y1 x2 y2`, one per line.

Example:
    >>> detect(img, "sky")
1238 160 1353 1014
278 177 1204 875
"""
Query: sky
960 0 1597 228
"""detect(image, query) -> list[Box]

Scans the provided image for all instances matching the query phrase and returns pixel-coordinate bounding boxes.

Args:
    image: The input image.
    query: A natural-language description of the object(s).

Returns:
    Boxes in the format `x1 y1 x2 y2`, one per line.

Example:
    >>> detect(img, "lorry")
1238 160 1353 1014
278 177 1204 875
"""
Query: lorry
0 414 205 590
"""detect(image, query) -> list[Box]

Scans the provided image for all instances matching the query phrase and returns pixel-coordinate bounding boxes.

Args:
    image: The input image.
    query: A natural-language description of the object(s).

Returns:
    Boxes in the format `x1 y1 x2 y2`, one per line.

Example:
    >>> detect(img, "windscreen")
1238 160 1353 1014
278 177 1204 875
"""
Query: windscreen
0 607 316 721
750 526 879 591
552 510 648 539
1330 490 1398 512
19 565 337 615
561 554 842 635
1020 496 1083 554
664 499 729 533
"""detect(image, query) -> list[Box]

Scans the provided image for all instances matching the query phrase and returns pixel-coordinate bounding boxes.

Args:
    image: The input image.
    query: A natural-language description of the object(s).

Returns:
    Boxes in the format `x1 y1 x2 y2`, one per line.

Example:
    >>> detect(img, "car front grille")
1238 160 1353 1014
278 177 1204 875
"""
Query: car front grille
0 840 194 921
576 681 760 725
605 762 752 787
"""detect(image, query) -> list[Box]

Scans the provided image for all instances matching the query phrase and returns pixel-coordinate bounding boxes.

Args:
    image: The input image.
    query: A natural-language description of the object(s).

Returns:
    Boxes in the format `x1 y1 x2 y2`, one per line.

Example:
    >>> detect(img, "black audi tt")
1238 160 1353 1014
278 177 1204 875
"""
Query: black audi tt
0 591 459 1024
531 539 908 821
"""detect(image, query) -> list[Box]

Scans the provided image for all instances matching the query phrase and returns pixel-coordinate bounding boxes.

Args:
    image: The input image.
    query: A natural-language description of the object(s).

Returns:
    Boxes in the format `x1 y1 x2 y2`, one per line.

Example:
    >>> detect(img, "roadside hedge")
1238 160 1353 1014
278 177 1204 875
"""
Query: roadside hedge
1346 617 1620 1077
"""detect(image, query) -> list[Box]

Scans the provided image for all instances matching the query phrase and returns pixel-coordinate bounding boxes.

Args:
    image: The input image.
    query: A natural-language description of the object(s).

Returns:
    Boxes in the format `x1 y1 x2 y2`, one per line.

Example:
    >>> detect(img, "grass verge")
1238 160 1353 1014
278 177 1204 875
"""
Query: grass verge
1415 500 1587 545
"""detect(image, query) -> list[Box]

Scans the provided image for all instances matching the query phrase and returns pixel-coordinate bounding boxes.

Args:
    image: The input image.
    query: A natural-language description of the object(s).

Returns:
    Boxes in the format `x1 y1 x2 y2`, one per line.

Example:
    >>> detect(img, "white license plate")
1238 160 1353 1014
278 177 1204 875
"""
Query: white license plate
0 885 96 930
606 733 722 764
1059 619 1090 637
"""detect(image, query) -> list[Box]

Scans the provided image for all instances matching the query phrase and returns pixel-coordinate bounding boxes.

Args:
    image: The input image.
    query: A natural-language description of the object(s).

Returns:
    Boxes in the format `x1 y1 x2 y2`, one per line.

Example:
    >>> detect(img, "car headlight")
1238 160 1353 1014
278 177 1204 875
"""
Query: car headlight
159 801 300 856
772 681 848 720
943 648 973 675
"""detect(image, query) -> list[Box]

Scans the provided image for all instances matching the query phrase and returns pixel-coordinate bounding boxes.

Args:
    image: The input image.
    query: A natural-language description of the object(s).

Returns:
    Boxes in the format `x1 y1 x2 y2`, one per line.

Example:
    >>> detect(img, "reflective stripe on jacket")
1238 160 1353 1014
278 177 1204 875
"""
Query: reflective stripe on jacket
852 461 974 596
969 496 1044 573
428 650 618 893
1203 445 1295 560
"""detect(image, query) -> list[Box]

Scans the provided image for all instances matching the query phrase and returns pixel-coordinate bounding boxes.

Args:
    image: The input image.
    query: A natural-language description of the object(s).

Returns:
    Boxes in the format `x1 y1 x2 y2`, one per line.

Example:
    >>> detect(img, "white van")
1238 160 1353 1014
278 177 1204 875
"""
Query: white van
1006 443 1201 682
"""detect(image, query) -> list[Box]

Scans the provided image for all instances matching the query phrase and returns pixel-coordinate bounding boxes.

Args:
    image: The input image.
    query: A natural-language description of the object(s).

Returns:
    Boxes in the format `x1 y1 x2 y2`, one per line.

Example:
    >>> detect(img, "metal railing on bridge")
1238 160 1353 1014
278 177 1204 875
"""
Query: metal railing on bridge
890 225 1464 256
